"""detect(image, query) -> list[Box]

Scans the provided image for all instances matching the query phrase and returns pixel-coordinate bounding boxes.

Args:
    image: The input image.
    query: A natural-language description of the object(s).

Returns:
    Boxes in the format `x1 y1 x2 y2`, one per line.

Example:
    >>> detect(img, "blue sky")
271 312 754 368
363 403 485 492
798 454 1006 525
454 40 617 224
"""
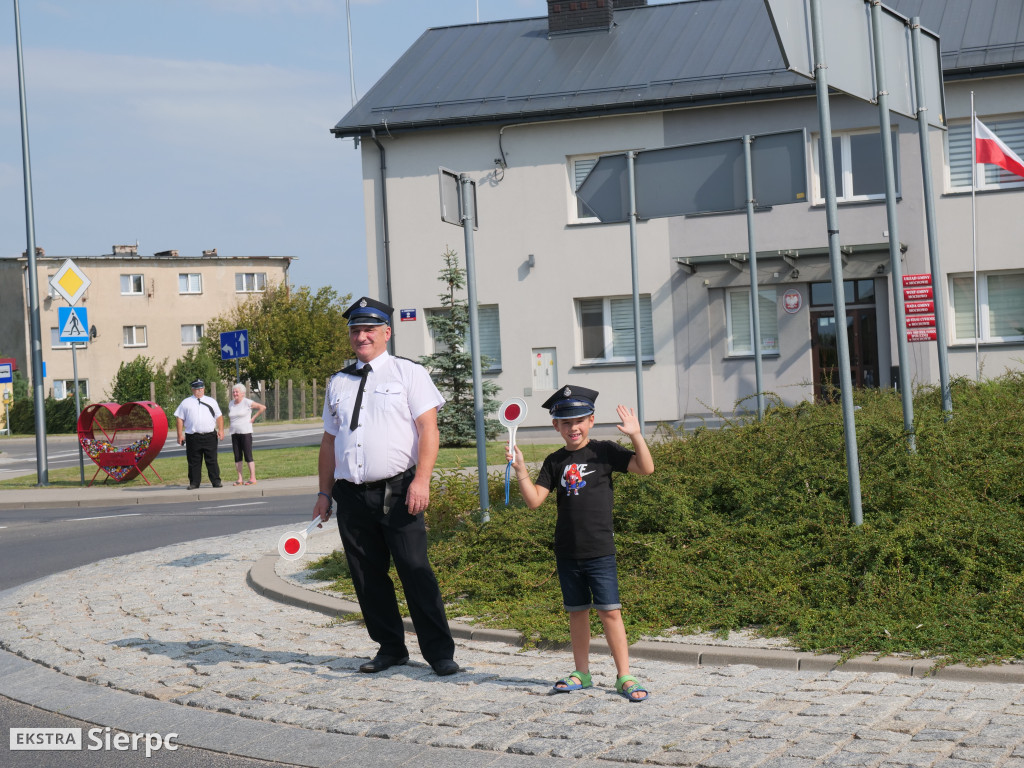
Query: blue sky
0 0 556 298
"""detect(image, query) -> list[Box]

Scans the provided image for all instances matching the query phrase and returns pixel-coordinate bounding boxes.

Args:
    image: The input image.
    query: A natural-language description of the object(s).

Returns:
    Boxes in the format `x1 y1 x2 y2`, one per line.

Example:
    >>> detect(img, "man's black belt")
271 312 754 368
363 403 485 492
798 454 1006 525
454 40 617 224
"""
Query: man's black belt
337 467 415 491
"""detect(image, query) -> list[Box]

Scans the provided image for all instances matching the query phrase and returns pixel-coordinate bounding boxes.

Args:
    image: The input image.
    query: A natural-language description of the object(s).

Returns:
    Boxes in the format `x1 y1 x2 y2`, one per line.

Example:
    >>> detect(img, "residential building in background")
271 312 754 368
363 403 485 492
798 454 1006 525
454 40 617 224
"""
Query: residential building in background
0 246 291 401
331 0 1024 431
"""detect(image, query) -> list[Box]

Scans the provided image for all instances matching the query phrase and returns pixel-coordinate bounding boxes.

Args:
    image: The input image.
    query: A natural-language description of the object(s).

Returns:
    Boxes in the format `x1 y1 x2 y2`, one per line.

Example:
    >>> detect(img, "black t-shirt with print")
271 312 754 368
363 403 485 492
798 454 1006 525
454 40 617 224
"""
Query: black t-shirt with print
536 440 634 559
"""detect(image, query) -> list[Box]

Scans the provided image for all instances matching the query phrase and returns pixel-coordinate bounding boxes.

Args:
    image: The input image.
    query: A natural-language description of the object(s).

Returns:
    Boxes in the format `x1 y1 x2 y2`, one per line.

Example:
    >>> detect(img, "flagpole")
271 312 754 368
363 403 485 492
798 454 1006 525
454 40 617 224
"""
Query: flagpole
970 91 980 381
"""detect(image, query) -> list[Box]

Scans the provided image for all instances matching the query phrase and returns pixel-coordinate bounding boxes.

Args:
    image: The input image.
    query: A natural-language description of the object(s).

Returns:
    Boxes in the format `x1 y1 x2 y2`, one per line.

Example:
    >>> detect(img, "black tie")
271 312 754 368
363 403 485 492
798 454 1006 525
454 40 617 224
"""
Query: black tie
350 364 371 430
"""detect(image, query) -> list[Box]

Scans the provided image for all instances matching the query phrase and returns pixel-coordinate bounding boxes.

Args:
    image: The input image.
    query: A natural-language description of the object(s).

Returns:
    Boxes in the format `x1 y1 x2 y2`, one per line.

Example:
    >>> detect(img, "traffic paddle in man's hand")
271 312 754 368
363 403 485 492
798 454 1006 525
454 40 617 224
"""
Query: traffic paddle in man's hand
499 398 528 505
277 518 323 561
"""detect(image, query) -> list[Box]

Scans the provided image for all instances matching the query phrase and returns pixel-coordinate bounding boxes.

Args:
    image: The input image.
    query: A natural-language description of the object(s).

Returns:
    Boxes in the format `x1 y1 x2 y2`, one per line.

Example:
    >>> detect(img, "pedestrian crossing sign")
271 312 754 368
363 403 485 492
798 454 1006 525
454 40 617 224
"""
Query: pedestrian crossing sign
58 306 90 343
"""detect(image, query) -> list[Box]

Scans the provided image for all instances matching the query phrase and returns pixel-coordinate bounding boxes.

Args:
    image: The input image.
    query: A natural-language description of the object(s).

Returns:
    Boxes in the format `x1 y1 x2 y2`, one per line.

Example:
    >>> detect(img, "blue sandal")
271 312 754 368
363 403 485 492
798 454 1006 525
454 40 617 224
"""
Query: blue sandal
616 674 649 702
552 670 592 692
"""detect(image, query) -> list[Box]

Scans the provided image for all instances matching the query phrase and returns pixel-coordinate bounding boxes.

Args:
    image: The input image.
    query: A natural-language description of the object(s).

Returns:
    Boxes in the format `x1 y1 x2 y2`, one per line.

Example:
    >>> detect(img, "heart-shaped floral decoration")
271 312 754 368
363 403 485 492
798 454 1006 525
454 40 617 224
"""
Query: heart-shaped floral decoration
77 402 168 483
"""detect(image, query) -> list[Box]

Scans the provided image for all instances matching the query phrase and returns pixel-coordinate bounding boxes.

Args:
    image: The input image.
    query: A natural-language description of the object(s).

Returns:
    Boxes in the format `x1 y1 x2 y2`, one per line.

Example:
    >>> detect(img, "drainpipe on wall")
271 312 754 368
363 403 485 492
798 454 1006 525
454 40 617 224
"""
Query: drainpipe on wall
369 130 393 316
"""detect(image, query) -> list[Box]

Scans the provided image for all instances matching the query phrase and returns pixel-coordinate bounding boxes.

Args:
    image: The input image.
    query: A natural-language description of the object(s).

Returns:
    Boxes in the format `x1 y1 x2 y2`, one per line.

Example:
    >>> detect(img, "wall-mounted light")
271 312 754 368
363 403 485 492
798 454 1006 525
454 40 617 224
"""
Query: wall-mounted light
527 254 535 269
90 325 98 340
790 269 800 279
876 263 887 275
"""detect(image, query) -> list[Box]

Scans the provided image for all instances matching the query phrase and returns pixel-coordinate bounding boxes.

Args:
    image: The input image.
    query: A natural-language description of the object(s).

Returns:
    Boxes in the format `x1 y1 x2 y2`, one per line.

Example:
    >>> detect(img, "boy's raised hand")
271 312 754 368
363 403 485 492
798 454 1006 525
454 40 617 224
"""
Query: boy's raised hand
506 444 526 471
616 404 641 438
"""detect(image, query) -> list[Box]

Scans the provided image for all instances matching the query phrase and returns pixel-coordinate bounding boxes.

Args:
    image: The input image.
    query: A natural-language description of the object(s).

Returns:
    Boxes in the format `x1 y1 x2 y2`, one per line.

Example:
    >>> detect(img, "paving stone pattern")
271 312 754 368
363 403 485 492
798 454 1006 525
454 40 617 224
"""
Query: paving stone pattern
2 526 1024 767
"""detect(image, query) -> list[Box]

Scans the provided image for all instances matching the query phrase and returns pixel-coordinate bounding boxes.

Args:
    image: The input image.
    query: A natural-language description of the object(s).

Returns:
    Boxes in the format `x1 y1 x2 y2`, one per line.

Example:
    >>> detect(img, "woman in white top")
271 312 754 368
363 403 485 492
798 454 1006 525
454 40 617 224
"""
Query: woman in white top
228 383 267 485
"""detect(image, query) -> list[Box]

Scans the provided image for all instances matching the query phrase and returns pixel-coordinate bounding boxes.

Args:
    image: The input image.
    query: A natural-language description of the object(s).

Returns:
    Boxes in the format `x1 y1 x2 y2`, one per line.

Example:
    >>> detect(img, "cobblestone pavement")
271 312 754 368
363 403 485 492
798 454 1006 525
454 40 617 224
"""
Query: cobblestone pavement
3 524 1024 768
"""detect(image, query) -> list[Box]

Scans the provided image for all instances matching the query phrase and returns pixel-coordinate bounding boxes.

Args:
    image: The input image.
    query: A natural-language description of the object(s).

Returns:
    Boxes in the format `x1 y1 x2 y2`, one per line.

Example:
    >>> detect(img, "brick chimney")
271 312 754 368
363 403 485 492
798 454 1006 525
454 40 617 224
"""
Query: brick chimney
202 248 218 257
154 249 179 258
547 0 646 35
112 244 138 256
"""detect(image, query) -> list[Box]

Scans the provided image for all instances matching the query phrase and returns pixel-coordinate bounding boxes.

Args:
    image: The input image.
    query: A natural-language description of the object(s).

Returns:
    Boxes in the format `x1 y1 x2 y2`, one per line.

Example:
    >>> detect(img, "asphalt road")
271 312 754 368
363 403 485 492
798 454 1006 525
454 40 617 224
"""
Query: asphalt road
0 424 323 481
2 494 314 767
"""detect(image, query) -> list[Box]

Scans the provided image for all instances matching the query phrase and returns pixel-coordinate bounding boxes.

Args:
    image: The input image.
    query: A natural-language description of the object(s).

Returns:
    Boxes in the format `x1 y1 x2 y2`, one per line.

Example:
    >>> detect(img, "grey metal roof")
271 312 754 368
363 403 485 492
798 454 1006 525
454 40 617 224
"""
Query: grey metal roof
332 0 1024 138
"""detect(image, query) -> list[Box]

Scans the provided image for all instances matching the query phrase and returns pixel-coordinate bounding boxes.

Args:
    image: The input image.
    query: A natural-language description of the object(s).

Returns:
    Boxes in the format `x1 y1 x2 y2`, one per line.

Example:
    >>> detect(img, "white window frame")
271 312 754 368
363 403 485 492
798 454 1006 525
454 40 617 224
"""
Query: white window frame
947 116 1024 192
181 324 204 346
812 128 899 203
53 379 88 400
120 274 144 295
575 295 654 365
569 154 602 224
235 272 267 293
949 271 1024 344
123 325 148 348
178 273 203 294
727 288 780 356
426 305 502 372
50 327 72 349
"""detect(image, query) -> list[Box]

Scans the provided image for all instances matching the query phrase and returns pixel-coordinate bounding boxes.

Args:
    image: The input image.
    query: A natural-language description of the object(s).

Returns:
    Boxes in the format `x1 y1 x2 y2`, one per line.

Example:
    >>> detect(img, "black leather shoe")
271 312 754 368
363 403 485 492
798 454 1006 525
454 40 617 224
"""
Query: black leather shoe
187 485 199 490
359 654 408 673
212 483 222 488
431 659 459 676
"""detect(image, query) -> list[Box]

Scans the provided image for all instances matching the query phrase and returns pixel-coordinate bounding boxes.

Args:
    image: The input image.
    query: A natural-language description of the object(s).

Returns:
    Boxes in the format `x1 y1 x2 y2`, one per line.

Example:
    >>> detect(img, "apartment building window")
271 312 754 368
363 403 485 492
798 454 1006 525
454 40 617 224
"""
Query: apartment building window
181 324 204 346
123 325 148 347
813 128 898 203
727 288 779 355
53 379 88 400
576 295 654 364
120 274 144 295
426 305 502 371
950 272 1024 343
235 272 267 293
50 327 72 349
178 273 203 294
948 116 1024 191
570 155 601 223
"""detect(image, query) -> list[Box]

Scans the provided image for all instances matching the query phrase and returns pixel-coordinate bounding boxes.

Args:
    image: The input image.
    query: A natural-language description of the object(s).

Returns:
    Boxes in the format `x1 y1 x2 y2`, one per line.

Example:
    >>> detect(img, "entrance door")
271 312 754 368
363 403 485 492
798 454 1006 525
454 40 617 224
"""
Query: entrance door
810 309 880 402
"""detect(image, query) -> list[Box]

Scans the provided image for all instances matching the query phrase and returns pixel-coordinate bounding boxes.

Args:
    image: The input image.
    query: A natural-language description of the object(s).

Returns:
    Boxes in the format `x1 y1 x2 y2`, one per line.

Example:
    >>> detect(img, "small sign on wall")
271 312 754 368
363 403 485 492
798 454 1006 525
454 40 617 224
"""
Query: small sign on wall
400 309 416 322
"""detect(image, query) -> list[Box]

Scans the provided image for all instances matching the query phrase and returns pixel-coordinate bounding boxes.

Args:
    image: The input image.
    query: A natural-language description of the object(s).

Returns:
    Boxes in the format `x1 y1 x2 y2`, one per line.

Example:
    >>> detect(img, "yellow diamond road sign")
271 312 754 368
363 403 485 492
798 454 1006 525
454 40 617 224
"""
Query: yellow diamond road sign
50 259 91 305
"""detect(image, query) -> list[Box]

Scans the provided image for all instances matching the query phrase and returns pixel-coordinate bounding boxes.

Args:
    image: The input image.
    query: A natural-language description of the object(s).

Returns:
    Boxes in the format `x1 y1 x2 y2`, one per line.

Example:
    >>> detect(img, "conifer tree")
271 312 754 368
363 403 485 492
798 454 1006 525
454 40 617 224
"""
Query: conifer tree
420 247 500 447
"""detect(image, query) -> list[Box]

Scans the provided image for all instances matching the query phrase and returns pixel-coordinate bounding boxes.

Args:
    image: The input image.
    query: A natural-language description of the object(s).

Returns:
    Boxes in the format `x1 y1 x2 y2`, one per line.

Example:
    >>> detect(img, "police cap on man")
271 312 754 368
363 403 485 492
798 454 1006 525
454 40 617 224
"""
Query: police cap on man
343 297 393 327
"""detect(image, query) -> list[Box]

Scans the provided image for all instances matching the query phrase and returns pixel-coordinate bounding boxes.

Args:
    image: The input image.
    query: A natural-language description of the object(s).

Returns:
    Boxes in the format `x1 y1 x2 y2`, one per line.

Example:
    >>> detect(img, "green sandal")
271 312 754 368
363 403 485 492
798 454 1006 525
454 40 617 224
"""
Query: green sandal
552 670 592 692
616 674 649 702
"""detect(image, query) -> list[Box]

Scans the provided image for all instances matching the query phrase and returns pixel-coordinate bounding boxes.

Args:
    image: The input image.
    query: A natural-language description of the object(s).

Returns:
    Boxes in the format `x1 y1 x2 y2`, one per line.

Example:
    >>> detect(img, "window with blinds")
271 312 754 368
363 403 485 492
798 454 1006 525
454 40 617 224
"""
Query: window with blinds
948 117 1024 190
950 273 1024 343
576 296 654 363
427 305 502 371
727 289 779 355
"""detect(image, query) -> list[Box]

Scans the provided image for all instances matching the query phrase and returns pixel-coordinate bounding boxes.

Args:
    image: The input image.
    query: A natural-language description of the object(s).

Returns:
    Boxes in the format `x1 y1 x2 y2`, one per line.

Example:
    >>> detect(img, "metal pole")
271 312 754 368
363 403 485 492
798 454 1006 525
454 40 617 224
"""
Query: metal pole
970 91 980 381
626 152 646 431
14 0 48 485
345 0 357 107
911 17 952 417
811 0 863 525
870 0 915 452
72 342 84 484
743 136 765 420
460 174 490 522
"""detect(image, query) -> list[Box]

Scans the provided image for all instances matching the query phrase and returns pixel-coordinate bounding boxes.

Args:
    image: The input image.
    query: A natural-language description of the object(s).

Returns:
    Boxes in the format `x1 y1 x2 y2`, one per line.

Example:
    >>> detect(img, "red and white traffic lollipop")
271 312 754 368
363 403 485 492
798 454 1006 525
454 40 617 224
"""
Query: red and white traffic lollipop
498 398 528 455
277 518 324 561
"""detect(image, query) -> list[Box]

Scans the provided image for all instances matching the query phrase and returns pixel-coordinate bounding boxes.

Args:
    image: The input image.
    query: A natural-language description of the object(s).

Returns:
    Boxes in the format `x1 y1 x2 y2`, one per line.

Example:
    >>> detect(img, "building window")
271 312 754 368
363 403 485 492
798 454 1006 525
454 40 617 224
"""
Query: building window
426 305 502 371
948 116 1024 191
576 295 654 363
53 379 88 400
235 272 267 293
813 129 898 203
178 273 202 294
123 325 148 347
727 289 779 355
120 274 144 295
570 155 601 223
181 324 204 346
950 272 1024 343
50 327 72 349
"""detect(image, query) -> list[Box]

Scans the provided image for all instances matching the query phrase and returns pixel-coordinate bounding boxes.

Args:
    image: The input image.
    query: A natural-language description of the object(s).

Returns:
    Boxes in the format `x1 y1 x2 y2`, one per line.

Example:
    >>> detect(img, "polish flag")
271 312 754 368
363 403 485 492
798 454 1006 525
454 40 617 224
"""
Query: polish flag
975 117 1024 179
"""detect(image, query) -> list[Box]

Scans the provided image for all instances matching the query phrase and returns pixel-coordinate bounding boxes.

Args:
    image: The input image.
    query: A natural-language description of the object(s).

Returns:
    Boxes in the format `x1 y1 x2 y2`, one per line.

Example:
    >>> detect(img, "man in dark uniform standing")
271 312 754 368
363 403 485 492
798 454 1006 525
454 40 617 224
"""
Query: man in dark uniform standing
313 297 458 676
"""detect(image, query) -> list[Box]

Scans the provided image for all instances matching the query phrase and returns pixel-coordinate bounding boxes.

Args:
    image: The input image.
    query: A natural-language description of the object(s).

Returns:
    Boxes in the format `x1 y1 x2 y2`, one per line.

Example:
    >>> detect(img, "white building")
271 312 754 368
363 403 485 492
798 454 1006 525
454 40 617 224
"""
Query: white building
331 0 1024 431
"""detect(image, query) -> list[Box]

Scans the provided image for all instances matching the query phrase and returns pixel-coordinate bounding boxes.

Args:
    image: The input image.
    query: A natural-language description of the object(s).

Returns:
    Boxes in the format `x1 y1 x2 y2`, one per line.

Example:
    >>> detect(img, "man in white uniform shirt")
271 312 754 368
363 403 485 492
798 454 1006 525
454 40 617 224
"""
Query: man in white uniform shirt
174 379 224 490
313 297 458 677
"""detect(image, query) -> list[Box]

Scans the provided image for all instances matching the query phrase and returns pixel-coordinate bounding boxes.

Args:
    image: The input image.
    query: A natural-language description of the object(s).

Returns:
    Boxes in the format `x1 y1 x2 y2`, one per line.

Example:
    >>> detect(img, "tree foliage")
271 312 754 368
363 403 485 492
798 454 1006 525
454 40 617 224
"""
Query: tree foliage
419 247 500 447
106 356 158 403
200 284 353 386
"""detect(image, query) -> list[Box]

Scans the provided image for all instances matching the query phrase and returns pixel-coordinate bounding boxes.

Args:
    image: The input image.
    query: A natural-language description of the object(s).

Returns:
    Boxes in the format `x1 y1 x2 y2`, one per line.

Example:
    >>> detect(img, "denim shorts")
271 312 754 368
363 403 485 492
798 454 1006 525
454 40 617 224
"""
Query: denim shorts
556 554 621 612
